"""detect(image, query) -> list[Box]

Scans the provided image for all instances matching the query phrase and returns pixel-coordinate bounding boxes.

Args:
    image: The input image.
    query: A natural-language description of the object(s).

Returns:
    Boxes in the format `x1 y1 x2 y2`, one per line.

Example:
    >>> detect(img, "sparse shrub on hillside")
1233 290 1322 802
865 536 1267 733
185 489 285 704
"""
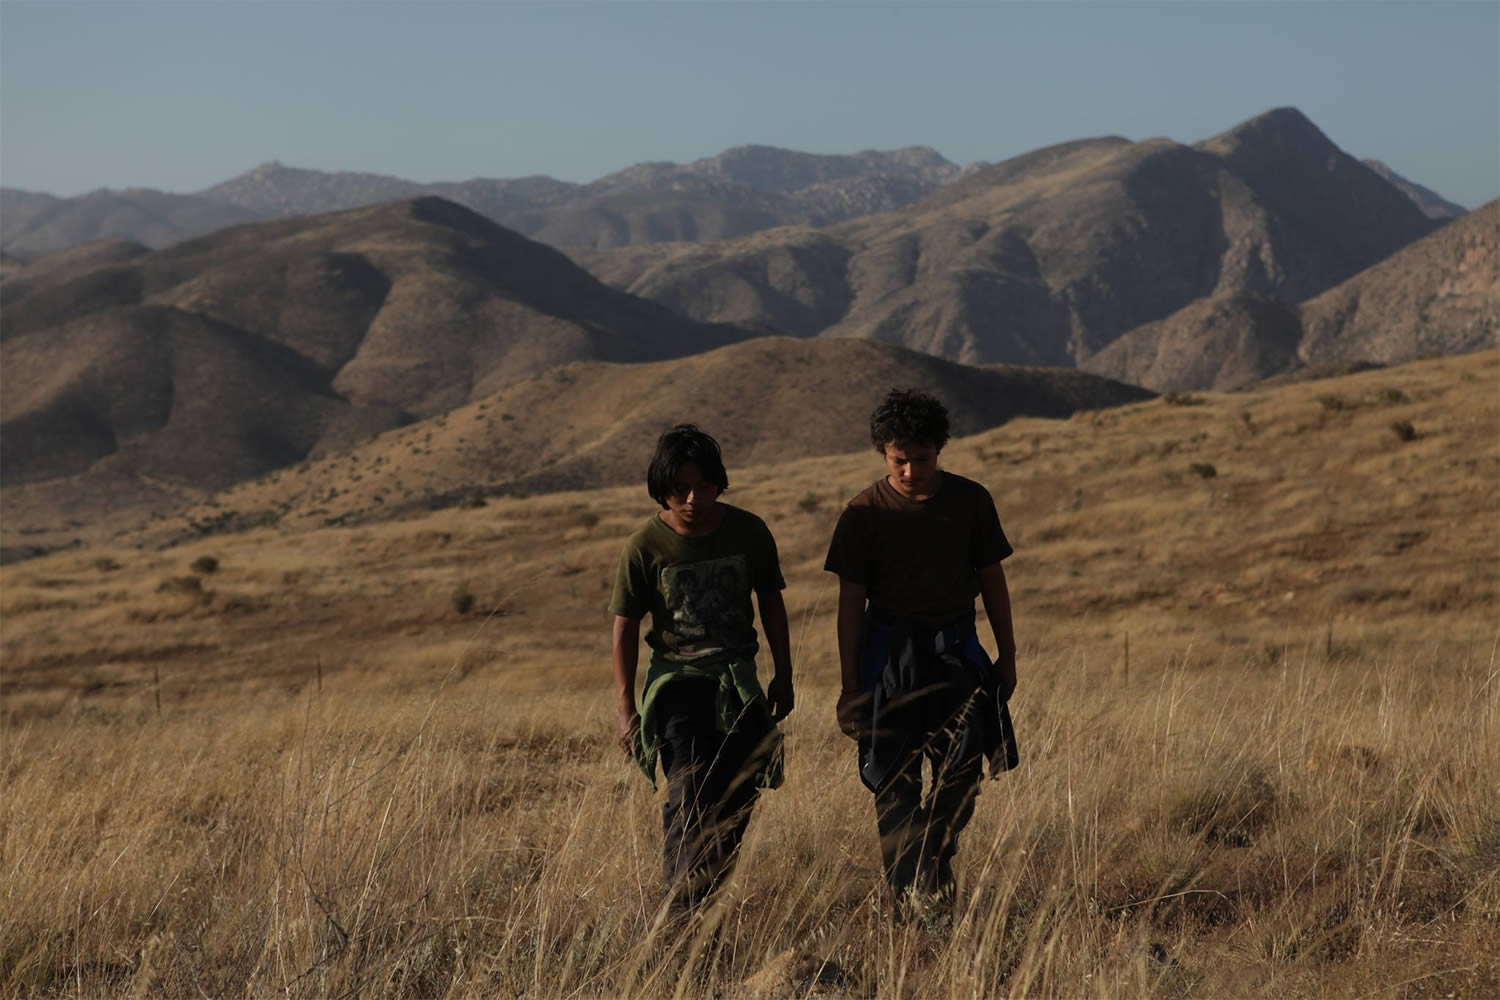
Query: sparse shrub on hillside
797 491 822 513
450 584 475 615
157 575 204 595
1163 392 1204 406
1377 387 1408 405
1317 394 1349 411
458 492 487 510
1391 420 1418 442
1190 462 1218 479
93 557 120 573
571 509 600 529
1339 579 1413 604
190 555 219 574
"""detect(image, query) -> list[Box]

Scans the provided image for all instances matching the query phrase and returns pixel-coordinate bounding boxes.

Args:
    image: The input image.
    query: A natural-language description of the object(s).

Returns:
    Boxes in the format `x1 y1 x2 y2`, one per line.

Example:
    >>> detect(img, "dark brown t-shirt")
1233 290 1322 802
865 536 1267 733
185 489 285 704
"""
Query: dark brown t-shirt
824 472 1012 625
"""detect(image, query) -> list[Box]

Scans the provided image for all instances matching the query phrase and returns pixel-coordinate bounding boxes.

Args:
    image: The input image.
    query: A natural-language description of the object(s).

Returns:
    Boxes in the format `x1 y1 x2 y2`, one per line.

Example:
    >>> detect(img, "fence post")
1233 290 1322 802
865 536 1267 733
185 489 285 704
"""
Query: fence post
153 665 162 718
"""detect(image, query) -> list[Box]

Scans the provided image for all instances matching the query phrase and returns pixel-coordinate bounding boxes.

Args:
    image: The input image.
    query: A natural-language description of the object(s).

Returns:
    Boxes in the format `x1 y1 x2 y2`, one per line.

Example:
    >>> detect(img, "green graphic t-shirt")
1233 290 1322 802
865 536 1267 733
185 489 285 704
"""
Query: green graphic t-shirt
609 504 786 665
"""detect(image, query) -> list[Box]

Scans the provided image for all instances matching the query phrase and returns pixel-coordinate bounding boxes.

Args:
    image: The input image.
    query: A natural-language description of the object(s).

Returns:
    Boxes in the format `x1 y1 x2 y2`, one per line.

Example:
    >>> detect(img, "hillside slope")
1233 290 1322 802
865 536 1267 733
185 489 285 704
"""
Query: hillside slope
112 337 1153 543
1083 200 1497 390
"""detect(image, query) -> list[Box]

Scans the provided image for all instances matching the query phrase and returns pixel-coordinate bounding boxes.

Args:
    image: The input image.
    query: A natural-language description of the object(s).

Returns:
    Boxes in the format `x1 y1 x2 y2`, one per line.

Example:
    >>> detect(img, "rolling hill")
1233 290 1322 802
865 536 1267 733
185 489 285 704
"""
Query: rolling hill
0 197 747 540
1 336 1151 554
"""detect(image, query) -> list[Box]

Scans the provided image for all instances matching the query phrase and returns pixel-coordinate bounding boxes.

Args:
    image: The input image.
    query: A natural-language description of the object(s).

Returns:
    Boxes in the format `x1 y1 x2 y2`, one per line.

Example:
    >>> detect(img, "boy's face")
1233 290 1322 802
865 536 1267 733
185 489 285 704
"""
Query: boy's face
882 440 941 499
664 461 722 526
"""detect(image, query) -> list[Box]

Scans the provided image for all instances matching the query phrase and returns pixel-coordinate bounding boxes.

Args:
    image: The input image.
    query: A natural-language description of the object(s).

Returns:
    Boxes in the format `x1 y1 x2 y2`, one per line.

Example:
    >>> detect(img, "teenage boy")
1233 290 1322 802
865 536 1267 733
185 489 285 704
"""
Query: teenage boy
824 389 1018 917
610 424 795 916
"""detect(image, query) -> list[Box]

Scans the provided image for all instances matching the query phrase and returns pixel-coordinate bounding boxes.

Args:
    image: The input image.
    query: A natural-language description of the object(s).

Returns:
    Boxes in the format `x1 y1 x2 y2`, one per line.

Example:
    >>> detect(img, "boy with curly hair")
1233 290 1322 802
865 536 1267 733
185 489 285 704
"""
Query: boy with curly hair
824 389 1018 919
610 425 795 917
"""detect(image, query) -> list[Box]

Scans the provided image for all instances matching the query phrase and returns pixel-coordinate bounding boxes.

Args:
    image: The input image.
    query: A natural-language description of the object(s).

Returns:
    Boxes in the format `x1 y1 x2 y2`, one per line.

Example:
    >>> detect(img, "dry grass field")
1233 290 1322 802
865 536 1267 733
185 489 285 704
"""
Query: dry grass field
2 350 1497 997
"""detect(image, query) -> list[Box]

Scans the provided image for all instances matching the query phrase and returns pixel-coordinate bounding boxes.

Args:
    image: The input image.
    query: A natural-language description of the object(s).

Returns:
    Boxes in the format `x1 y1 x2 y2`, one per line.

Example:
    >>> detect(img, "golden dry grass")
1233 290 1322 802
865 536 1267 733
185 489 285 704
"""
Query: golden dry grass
2 350 1497 997
3 647 1496 997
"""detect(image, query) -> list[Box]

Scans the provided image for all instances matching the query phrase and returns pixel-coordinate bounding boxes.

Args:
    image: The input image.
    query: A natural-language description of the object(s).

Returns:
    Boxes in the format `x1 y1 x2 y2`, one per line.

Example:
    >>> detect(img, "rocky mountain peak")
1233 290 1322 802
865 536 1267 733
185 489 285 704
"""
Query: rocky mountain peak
1196 106 1335 163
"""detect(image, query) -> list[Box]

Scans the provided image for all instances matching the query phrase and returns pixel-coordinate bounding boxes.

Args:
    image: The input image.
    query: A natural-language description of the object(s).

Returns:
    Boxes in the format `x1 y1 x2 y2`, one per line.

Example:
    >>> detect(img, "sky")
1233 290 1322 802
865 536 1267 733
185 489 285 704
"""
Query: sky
1 1 1496 209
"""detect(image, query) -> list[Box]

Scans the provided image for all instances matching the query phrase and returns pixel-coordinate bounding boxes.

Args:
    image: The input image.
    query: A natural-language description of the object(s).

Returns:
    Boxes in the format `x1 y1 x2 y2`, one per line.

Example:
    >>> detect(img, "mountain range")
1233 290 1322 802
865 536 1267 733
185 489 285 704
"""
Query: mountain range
0 130 1466 260
0 196 1150 547
0 198 745 497
576 109 1447 373
1 107 1492 555
0 146 962 256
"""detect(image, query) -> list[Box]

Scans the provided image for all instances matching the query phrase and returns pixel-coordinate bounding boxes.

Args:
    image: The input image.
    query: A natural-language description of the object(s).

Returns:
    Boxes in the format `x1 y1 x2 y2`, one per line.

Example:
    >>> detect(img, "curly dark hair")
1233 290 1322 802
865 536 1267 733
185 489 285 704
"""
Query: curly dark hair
869 388 950 452
646 424 729 508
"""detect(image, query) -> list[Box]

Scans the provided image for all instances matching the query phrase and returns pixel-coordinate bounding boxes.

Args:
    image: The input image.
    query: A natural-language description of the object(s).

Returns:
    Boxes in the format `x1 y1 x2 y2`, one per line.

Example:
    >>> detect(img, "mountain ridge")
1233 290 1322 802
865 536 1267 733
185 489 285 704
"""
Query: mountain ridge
4 122 1467 256
579 107 1442 377
1080 199 1497 390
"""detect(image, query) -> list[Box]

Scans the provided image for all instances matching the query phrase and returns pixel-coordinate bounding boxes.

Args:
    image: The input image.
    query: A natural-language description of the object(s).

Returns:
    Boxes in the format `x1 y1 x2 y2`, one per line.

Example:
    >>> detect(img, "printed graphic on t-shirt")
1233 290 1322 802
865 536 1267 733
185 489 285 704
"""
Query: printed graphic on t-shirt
660 555 752 659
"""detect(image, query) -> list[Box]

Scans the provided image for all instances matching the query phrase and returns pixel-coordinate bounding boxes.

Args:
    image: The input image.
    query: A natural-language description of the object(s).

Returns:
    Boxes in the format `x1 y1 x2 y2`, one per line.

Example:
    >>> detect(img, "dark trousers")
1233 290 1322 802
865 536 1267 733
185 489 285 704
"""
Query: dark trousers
657 677 766 912
873 683 984 898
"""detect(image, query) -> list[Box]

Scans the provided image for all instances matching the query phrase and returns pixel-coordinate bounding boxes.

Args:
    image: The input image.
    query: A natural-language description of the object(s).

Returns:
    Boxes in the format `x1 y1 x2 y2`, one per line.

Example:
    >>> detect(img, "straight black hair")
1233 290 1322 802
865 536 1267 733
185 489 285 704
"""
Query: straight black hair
646 424 729 508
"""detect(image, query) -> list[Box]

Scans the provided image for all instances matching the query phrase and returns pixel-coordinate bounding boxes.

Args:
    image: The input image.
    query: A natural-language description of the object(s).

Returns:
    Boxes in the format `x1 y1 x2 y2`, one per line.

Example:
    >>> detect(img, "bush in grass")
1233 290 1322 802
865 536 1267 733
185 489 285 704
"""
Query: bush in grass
1163 392 1204 407
451 584 475 615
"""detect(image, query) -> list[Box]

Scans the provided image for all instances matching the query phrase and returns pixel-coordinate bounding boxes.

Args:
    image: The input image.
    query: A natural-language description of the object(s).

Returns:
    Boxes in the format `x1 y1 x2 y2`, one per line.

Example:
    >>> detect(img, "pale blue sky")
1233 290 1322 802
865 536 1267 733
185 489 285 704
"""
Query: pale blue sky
2 1 1496 208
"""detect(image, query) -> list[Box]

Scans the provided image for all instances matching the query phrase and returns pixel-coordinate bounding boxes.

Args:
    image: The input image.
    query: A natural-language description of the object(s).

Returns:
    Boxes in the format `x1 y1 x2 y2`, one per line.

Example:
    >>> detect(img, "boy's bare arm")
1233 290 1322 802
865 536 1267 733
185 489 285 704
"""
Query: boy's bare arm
835 578 867 737
979 561 1017 702
756 588 795 720
611 615 642 756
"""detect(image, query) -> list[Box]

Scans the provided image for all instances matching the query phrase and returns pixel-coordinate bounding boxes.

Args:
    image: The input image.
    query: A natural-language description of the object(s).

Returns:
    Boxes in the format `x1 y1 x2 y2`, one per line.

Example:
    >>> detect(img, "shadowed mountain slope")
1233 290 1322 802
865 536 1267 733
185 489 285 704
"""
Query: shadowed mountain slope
1082 200 1497 390
0 305 409 489
1362 160 1468 220
1 197 747 512
0 190 59 243
577 109 1440 373
0 239 150 303
1298 199 1498 364
0 253 26 283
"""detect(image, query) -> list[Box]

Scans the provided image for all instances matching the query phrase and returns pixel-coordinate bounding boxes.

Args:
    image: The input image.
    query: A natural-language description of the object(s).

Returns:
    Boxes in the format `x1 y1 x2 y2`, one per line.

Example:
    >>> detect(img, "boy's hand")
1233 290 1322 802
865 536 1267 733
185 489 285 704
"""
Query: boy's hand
836 688 868 740
767 671 795 722
617 706 640 758
995 651 1017 703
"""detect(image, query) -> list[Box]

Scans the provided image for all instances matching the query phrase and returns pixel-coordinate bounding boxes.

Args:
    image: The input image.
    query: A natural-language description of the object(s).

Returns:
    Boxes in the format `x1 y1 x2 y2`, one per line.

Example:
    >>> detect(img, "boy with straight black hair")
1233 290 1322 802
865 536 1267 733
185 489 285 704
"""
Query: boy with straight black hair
610 424 795 917
824 389 1018 920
